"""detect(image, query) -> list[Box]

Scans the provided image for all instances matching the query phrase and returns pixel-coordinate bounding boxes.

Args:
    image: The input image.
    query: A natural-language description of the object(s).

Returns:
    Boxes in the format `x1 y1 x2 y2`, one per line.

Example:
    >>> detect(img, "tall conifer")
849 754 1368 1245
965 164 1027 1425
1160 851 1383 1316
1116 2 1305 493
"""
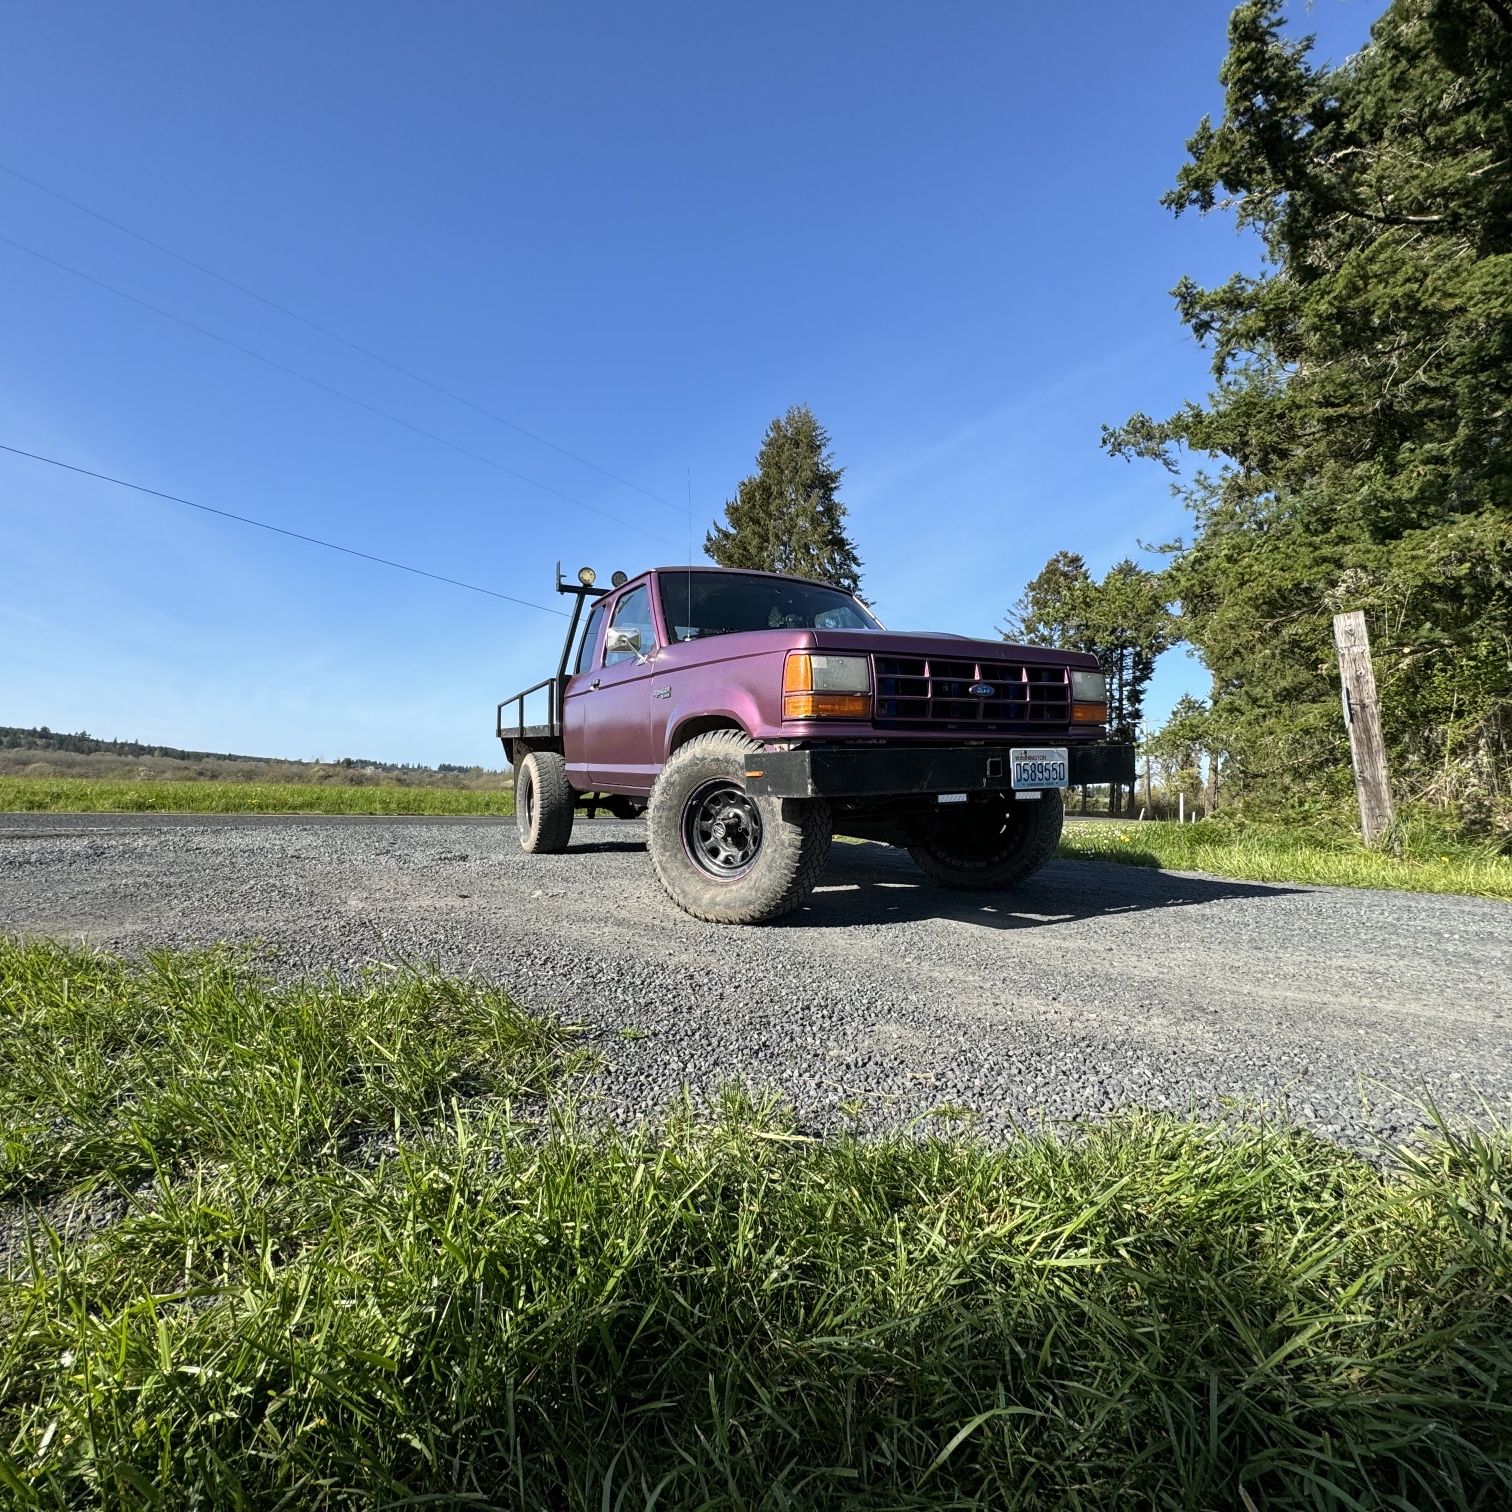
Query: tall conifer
707 407 863 591
1105 0 1512 820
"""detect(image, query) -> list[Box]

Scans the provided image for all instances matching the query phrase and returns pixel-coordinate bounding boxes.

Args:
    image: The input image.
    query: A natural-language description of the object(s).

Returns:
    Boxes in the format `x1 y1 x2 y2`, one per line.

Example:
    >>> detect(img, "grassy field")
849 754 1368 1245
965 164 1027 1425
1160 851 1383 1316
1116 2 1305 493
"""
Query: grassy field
0 776 515 817
5 776 1510 900
1061 818 1512 901
2 940 1509 1508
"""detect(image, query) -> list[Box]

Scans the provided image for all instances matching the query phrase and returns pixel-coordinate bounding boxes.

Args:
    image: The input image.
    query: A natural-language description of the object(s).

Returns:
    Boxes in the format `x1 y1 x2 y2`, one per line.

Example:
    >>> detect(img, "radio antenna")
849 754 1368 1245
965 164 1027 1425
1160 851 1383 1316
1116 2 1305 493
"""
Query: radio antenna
685 469 694 638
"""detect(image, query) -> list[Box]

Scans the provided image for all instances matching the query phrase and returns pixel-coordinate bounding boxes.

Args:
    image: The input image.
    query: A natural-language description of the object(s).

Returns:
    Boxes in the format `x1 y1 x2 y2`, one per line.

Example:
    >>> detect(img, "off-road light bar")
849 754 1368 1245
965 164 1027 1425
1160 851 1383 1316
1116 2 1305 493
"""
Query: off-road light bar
783 651 871 719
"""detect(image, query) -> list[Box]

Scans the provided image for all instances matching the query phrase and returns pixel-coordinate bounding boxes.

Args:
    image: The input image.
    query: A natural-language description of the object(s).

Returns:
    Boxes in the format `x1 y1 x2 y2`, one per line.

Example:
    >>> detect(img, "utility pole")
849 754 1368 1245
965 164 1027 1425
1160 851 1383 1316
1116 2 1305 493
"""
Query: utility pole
1333 610 1394 846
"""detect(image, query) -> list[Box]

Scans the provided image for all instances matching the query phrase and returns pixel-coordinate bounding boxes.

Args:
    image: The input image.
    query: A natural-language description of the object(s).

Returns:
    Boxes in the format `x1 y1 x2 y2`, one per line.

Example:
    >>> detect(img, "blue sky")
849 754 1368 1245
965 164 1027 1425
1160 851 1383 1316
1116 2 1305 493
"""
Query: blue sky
2 0 1378 765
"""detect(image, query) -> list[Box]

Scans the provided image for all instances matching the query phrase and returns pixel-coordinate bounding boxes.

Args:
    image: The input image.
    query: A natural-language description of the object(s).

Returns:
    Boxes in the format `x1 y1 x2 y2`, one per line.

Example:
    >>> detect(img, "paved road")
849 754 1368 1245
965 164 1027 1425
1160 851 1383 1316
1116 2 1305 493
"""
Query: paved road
2 812 1508 1151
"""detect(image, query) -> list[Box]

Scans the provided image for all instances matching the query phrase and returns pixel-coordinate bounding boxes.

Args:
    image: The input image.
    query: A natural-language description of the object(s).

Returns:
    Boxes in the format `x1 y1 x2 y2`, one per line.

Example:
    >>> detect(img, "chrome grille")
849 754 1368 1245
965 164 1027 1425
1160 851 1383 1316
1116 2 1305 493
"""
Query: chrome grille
873 655 1070 729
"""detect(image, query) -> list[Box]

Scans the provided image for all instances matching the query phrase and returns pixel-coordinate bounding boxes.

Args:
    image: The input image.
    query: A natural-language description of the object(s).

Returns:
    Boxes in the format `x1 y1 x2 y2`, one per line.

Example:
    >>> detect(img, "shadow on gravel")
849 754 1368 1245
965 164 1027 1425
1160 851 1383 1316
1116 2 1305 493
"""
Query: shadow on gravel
801 849 1301 930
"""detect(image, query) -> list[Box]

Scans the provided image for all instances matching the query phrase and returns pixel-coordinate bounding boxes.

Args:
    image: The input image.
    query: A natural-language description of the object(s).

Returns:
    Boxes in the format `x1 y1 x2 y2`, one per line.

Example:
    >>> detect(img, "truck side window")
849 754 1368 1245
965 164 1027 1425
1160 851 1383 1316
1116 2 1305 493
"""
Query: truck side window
574 602 607 674
604 584 655 666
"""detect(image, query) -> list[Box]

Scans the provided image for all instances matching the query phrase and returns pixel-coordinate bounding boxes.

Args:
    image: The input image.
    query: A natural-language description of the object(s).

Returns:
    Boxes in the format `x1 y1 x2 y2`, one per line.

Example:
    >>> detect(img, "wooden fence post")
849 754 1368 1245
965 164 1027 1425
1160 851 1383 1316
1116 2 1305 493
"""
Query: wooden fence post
1332 610 1394 846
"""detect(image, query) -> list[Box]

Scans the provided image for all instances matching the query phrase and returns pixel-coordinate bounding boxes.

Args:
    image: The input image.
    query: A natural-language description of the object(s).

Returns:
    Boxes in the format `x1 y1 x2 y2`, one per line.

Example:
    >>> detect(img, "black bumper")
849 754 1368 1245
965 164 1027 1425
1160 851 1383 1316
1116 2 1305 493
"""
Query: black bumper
744 741 1136 800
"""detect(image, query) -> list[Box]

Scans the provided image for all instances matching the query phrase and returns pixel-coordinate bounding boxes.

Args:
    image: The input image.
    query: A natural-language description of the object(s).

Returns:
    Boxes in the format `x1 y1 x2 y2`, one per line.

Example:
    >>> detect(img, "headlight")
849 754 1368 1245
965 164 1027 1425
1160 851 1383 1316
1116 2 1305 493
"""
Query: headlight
808 654 870 692
1070 669 1106 702
783 652 871 719
1070 666 1108 725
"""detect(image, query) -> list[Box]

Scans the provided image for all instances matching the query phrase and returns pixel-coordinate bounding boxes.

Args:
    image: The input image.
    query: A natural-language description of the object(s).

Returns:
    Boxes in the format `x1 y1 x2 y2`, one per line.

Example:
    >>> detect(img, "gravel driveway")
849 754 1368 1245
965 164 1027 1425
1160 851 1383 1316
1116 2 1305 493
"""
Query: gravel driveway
2 812 1509 1152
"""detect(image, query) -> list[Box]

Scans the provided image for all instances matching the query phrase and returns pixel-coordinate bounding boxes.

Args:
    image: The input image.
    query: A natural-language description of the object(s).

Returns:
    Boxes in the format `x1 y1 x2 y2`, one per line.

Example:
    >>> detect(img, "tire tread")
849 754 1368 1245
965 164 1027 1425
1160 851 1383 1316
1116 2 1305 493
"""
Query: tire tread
908 791 1063 891
517 751 575 854
647 730 830 924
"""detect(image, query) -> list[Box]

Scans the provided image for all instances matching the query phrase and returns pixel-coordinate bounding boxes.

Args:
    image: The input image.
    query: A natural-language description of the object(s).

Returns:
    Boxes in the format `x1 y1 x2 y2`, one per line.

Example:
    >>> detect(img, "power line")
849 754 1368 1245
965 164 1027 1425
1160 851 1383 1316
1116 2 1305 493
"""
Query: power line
0 441 570 616
0 233 682 551
0 160 689 518
867 598 931 631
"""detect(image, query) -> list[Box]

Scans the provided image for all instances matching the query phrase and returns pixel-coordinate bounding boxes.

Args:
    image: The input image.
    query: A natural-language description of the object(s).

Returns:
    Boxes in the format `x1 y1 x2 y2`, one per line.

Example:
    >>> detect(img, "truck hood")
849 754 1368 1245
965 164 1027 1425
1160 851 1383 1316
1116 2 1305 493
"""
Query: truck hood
796 628 1098 668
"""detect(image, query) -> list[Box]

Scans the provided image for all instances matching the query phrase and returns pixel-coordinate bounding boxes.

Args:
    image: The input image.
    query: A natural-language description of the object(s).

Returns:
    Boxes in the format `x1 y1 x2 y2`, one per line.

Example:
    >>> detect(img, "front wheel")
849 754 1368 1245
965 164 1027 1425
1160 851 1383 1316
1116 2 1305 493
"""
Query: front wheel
908 790 1063 890
647 731 831 924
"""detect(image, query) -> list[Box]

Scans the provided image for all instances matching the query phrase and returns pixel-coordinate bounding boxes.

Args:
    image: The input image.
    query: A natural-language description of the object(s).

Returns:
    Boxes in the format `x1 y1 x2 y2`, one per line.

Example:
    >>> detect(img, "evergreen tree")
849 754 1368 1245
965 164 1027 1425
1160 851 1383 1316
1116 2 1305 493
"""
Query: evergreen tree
1105 0 1512 828
1148 694 1219 814
1007 554 1171 744
706 406 863 591
1089 561 1175 751
1002 551 1094 647
1006 554 1172 812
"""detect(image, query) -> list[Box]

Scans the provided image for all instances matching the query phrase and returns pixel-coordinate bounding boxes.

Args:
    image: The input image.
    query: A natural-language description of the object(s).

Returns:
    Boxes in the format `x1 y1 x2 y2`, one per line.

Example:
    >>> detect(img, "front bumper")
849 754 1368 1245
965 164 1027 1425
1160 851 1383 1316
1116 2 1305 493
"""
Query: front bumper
743 741 1136 800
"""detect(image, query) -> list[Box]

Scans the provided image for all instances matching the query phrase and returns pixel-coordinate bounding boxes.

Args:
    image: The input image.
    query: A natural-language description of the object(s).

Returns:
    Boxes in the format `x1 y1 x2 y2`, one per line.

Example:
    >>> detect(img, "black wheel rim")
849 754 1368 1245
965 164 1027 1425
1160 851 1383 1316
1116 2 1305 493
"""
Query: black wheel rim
682 780 763 879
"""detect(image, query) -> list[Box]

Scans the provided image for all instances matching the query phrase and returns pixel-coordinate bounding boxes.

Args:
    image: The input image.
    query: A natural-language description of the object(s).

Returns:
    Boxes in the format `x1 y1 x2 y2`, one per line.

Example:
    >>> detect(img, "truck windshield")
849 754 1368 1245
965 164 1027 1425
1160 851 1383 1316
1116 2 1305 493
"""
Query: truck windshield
658 570 881 642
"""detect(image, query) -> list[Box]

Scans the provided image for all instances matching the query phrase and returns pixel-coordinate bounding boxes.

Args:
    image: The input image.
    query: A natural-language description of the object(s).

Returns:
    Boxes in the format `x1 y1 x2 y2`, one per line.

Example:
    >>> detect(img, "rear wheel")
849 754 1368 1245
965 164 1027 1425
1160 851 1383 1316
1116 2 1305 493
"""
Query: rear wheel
516 750 574 854
647 731 831 924
908 790 1063 890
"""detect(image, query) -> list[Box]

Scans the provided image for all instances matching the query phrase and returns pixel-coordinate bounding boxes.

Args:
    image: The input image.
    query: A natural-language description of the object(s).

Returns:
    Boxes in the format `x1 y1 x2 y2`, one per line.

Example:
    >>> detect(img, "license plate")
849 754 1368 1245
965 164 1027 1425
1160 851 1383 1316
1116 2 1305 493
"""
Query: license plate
1010 747 1068 791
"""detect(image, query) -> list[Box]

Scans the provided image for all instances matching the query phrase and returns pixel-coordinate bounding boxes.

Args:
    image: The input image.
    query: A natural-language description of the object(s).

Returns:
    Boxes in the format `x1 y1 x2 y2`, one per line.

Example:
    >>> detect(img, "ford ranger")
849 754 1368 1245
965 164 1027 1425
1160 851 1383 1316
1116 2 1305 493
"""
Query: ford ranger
497 564 1135 923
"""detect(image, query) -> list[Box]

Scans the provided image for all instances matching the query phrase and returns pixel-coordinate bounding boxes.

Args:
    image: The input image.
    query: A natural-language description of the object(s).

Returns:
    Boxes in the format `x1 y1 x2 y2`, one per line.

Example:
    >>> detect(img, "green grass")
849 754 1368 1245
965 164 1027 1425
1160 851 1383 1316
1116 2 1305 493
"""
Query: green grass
0 775 515 817
1061 818 1512 900
3 942 1510 1507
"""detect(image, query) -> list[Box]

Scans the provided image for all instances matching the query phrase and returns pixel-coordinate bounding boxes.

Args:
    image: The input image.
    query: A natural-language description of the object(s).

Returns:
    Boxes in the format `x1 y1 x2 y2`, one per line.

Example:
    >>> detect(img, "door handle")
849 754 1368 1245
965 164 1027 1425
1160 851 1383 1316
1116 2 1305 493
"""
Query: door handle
589 679 601 690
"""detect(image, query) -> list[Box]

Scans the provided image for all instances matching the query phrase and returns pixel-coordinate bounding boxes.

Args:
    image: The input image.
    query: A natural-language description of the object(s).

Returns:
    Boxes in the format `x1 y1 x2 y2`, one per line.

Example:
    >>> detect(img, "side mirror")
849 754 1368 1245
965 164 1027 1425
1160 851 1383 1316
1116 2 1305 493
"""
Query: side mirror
604 626 642 656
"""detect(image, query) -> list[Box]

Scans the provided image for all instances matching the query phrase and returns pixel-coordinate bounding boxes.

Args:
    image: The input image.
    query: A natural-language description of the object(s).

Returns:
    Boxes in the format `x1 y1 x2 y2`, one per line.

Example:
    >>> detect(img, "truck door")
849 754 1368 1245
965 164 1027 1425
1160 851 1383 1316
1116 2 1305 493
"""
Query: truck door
560 599 607 791
585 582 660 793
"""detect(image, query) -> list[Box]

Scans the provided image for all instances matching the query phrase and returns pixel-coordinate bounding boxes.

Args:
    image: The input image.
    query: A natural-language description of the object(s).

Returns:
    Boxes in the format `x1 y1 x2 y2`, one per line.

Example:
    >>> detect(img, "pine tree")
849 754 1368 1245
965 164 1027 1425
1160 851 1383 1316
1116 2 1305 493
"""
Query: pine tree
706 406 864 591
1148 694 1219 815
1002 551 1093 647
1006 553 1172 741
1006 553 1172 813
1105 0 1512 826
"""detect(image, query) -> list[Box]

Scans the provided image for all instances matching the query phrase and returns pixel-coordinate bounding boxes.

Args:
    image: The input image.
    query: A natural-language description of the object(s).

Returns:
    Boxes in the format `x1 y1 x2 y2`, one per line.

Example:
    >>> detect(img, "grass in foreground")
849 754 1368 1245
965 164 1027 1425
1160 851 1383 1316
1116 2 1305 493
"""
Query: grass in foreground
0 775 515 817
2 940 1511 1509
1061 817 1512 900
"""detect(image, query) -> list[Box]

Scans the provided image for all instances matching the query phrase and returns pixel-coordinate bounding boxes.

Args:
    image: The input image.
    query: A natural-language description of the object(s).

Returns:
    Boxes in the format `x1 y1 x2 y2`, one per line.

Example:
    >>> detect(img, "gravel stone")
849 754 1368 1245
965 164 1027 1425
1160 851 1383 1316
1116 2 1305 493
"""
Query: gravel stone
1 812 1509 1154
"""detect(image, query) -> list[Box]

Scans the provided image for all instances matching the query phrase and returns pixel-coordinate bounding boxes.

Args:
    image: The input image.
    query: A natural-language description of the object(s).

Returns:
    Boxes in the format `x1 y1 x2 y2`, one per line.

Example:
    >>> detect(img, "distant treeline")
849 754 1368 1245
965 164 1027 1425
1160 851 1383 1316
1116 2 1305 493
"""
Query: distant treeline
0 727 475 776
0 728 505 789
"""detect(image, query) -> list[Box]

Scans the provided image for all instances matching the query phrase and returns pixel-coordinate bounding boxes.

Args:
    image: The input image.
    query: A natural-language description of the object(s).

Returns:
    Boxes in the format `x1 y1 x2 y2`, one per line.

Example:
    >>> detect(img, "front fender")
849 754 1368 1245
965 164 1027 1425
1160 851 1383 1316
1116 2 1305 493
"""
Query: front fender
659 697 766 762
649 644 790 762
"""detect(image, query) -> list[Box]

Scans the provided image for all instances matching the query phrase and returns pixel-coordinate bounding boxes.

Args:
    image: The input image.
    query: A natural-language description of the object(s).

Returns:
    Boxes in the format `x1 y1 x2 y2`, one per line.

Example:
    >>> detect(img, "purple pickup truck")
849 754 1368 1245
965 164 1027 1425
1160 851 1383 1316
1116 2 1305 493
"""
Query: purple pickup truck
497 564 1134 924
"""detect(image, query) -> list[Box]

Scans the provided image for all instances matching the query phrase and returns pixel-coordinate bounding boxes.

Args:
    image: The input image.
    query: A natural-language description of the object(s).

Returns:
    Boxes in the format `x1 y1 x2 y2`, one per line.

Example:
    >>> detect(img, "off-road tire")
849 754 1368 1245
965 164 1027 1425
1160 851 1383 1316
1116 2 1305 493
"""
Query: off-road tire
647 730 831 924
516 750 575 854
908 790 1064 891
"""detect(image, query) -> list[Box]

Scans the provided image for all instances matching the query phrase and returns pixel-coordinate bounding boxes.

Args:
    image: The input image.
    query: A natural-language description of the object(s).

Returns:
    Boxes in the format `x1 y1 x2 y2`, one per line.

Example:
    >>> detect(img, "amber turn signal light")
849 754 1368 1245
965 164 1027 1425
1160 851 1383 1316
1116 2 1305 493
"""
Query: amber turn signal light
1072 701 1109 724
783 692 872 719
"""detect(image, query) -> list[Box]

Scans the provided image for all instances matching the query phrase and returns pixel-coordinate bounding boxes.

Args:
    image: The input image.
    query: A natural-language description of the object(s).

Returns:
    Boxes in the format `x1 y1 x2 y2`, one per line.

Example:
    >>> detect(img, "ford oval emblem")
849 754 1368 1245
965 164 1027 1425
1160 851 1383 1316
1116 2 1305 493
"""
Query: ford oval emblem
968 682 994 697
